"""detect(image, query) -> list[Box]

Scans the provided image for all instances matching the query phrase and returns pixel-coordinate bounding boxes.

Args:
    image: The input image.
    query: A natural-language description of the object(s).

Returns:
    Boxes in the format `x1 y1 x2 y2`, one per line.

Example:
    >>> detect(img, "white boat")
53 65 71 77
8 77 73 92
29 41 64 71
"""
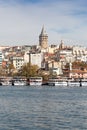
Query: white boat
0 77 12 86
0 80 12 86
67 79 80 87
12 80 27 86
81 79 87 87
29 77 42 86
67 81 80 87
12 77 27 86
48 78 67 86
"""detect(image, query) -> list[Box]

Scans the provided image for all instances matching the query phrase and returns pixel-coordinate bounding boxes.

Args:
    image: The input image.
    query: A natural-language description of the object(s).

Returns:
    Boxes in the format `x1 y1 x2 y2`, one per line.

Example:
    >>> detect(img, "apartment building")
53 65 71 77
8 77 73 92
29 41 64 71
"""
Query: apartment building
72 46 87 61
11 55 24 70
30 53 43 68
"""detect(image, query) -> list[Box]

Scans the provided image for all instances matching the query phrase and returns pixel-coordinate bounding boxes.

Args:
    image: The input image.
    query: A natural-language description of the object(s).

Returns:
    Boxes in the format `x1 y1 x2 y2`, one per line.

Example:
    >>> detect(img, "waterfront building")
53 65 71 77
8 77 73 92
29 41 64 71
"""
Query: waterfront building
39 25 48 49
30 52 43 68
11 54 24 71
24 51 43 68
69 69 87 79
63 61 87 78
47 60 63 76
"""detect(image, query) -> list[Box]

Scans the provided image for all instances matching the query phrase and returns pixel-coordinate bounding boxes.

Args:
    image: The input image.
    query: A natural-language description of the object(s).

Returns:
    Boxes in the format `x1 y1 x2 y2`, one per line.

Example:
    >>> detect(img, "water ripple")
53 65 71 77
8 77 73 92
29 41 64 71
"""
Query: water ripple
0 86 87 129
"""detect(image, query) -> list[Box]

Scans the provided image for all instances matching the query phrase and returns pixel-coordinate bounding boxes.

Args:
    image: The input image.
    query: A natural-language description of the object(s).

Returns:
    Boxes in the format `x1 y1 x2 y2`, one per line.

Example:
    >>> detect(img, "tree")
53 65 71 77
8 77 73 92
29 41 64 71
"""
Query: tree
17 63 39 77
8 63 15 76
0 65 6 76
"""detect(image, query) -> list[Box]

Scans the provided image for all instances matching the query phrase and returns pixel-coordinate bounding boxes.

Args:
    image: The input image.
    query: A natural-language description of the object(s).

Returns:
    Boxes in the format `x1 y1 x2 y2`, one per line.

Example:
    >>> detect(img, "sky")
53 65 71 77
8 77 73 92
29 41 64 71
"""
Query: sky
0 0 87 47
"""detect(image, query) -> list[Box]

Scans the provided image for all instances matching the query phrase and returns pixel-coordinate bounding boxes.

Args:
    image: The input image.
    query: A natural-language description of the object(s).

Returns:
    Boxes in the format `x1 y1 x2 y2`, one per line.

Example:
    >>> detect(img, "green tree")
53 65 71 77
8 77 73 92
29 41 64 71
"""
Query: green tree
8 63 15 76
0 65 5 76
18 63 39 77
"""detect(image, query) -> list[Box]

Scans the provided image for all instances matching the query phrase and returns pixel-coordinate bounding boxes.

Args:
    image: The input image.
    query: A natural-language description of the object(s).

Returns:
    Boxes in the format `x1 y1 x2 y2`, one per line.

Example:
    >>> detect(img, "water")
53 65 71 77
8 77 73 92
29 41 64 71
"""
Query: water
0 85 87 130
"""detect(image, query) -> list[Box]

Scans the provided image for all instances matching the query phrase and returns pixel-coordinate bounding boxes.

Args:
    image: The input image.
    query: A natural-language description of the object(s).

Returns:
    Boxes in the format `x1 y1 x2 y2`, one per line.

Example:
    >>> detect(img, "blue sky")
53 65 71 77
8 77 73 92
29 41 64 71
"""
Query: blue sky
0 0 87 46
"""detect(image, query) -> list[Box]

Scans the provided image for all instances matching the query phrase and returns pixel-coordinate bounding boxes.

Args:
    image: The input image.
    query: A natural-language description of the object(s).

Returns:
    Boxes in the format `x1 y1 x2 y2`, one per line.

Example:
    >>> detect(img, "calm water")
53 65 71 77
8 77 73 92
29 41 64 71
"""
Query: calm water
0 85 87 130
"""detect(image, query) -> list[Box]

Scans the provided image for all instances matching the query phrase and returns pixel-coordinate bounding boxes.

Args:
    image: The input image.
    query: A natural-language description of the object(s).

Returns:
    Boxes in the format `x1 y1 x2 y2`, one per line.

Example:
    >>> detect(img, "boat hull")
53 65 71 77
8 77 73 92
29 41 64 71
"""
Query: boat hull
48 82 67 86
12 81 27 86
81 81 87 87
67 81 80 87
29 77 42 86
1 81 12 86
29 82 42 86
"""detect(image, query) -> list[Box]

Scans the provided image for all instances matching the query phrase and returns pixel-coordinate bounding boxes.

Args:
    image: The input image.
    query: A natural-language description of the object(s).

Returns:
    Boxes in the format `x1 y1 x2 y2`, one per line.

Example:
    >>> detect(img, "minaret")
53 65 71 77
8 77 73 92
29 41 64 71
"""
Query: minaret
59 40 64 50
39 25 48 49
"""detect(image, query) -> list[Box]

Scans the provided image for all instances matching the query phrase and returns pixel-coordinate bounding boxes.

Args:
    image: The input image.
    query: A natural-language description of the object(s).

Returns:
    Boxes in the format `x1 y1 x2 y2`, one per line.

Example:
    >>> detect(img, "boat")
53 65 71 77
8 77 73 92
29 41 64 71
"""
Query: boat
0 77 12 86
12 80 27 86
0 80 12 86
67 78 80 87
12 77 27 86
29 77 43 86
48 78 67 86
67 80 80 87
81 79 87 87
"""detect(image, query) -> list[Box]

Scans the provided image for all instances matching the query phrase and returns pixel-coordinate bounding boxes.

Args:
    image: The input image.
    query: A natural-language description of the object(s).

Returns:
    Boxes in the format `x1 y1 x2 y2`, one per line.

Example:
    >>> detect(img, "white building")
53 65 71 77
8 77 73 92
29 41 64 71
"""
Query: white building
11 55 24 70
24 51 30 63
56 48 74 63
76 55 87 62
72 46 87 62
30 53 43 68
73 46 87 56
24 51 43 68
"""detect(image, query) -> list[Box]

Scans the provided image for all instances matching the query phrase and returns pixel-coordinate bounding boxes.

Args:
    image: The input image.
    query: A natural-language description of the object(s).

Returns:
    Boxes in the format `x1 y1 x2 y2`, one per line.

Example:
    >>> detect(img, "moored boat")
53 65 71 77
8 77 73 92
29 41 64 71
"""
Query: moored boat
67 80 80 87
12 80 27 86
12 77 27 86
0 77 12 86
81 79 87 87
29 77 43 86
48 78 67 86
0 80 12 86
67 78 80 87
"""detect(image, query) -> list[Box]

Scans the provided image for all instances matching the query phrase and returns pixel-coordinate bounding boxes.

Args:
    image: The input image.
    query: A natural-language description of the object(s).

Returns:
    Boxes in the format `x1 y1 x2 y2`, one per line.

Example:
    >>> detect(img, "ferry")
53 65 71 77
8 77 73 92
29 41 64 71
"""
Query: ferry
81 79 87 87
12 80 27 86
12 77 27 86
67 79 80 87
0 80 12 86
48 78 67 86
67 78 87 87
29 77 43 86
0 77 12 86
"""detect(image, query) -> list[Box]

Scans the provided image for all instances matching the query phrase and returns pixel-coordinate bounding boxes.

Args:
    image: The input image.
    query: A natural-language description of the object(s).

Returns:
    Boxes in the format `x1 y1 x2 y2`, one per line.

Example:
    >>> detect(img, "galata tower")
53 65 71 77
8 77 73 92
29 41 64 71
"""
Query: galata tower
39 26 48 49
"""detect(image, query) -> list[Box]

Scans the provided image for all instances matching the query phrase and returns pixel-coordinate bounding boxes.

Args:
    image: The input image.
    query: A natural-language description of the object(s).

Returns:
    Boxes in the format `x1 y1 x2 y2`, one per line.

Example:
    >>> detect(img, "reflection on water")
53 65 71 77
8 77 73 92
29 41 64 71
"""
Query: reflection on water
0 86 87 130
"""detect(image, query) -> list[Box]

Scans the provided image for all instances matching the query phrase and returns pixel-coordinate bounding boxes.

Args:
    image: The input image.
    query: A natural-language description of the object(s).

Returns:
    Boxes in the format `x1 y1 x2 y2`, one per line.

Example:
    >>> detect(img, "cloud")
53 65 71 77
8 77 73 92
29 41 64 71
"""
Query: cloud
0 0 87 46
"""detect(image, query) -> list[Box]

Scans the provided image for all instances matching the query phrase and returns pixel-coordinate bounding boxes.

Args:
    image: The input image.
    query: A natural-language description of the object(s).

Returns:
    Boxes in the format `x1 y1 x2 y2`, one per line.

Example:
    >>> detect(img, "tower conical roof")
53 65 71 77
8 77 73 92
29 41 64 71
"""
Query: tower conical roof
40 25 47 36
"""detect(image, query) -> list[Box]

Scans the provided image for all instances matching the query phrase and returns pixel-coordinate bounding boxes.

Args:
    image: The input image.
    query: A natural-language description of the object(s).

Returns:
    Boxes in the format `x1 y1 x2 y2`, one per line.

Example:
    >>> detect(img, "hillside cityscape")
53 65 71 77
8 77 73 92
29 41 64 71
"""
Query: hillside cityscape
0 26 87 80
